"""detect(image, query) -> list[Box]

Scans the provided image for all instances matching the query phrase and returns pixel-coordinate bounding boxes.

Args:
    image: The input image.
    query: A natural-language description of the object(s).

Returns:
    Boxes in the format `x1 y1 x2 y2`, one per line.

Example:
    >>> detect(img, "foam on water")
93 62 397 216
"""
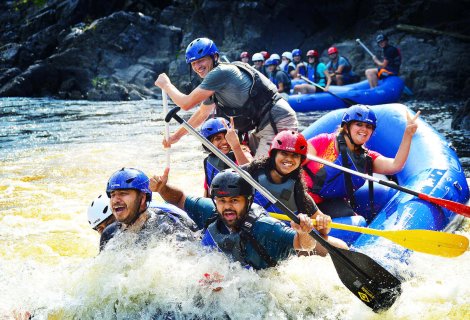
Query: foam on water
1 98 469 319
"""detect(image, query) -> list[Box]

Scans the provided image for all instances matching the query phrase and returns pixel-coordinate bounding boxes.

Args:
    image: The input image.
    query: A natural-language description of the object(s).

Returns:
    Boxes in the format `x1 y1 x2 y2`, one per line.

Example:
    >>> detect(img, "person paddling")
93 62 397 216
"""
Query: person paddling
151 168 348 270
365 34 402 88
303 105 420 222
154 37 298 157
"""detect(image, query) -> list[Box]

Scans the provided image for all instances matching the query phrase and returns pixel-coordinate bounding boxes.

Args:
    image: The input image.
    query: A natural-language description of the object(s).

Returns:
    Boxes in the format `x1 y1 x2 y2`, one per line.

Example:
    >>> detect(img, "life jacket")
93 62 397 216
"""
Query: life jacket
204 152 236 189
252 170 298 214
269 69 291 92
213 62 281 133
328 56 352 74
304 134 373 208
282 61 296 78
99 206 198 251
306 63 326 86
382 45 402 75
200 208 277 269
294 61 307 77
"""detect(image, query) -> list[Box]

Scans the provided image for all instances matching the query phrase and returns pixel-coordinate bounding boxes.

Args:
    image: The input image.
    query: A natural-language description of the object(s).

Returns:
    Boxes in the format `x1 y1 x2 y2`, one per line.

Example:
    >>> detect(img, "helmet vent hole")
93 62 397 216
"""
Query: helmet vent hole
125 178 135 183
103 206 109 214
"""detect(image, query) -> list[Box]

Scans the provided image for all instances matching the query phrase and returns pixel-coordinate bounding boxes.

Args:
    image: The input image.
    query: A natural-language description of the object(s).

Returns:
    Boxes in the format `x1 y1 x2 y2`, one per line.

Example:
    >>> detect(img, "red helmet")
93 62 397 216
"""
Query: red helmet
306 50 319 58
240 51 249 59
269 130 308 158
260 51 270 60
328 46 338 55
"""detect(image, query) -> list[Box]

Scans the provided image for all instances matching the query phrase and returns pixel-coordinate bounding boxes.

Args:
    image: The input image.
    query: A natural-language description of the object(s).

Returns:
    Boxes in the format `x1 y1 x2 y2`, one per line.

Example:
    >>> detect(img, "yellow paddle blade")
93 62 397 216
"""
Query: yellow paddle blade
268 212 469 258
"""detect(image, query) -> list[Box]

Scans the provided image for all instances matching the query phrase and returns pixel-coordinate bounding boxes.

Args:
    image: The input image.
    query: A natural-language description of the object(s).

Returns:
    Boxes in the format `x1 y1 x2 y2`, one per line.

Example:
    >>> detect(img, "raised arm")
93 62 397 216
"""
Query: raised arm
373 111 420 175
223 117 253 165
150 167 186 210
155 73 214 111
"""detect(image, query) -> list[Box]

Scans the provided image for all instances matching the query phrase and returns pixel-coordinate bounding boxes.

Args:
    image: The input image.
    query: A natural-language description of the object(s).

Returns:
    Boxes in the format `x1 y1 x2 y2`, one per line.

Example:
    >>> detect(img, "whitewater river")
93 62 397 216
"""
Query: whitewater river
1 97 469 319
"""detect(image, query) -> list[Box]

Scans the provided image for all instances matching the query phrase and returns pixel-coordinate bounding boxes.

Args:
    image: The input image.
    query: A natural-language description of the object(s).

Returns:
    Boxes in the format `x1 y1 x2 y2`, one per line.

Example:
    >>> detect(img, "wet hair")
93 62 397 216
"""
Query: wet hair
243 154 317 215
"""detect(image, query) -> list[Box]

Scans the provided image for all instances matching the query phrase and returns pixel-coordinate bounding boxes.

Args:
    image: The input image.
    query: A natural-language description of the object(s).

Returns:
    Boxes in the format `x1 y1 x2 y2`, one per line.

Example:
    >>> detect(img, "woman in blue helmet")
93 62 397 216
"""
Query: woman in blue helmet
303 105 420 220
99 167 197 251
154 37 298 158
201 116 253 197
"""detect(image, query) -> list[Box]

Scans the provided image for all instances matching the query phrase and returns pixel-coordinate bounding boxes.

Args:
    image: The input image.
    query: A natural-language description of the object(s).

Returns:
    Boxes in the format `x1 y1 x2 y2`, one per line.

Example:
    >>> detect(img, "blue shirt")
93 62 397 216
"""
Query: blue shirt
184 196 297 269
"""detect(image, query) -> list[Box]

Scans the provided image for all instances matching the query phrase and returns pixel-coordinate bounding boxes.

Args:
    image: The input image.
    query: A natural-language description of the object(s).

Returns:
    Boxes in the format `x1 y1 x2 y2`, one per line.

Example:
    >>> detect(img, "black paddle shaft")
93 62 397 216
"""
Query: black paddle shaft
299 75 358 106
165 107 402 312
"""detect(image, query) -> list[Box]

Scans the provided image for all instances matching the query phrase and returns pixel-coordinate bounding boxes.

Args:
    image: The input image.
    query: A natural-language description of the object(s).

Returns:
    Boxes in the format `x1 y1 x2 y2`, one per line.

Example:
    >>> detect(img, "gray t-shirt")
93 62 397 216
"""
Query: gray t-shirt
200 63 296 130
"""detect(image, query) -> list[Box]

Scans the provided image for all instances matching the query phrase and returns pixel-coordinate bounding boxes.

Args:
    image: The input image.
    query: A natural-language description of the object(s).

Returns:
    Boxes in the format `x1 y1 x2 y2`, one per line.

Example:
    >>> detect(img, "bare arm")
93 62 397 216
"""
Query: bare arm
150 168 187 210
292 214 316 250
163 102 215 148
155 73 214 111
323 69 332 91
223 117 253 165
373 111 420 174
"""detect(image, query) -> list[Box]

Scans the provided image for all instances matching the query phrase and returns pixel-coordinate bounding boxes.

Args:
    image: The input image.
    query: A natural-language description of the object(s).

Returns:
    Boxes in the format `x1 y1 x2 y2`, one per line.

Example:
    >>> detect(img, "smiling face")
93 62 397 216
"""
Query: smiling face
274 150 302 176
191 55 215 78
346 121 374 145
210 132 230 154
110 189 146 225
214 195 248 229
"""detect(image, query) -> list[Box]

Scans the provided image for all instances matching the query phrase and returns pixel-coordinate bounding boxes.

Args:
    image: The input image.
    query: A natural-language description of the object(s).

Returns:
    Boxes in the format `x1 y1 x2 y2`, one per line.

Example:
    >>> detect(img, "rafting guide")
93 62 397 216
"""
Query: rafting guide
154 37 298 158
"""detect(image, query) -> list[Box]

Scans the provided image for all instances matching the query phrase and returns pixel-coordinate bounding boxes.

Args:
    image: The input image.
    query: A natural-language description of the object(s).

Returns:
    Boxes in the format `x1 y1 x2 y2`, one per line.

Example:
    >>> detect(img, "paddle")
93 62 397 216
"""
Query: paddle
356 38 413 96
162 90 171 167
268 212 468 258
299 75 358 106
307 154 470 217
165 106 402 312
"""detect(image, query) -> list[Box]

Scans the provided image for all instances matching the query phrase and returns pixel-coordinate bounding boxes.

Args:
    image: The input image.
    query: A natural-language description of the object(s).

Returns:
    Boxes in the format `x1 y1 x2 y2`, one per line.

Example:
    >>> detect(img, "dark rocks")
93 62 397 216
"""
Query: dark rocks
0 0 469 101
451 99 470 131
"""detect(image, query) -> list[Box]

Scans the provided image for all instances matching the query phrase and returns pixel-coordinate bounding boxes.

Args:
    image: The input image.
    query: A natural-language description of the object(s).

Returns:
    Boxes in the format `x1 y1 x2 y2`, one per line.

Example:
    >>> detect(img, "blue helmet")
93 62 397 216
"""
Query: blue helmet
185 38 219 64
106 168 152 201
201 117 229 140
264 58 278 66
292 49 302 57
341 105 377 129
376 34 388 43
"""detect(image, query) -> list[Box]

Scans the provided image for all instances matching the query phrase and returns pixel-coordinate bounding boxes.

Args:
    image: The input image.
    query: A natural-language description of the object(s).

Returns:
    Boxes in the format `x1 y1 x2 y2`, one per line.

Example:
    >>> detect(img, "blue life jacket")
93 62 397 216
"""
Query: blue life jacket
200 208 276 269
306 63 326 86
204 152 236 189
305 135 371 201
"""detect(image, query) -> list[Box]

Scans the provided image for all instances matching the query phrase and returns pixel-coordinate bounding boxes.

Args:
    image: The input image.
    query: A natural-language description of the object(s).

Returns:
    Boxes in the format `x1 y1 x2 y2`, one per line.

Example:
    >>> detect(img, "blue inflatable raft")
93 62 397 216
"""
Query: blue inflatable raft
302 103 469 257
288 76 405 112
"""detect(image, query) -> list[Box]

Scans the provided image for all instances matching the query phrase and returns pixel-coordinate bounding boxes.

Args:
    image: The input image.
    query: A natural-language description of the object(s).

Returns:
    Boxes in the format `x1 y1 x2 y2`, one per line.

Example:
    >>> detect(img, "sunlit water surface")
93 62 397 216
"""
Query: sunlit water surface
0 98 469 319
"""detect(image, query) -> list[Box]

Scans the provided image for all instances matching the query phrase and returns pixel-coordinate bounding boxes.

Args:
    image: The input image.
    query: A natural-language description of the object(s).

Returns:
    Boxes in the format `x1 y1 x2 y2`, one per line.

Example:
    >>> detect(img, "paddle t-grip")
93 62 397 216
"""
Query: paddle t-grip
165 106 182 124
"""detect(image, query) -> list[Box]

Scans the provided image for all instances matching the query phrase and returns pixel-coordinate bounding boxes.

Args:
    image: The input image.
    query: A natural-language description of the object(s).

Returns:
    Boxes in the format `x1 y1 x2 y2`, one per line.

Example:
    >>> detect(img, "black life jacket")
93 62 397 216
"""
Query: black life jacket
201 208 276 269
214 62 282 133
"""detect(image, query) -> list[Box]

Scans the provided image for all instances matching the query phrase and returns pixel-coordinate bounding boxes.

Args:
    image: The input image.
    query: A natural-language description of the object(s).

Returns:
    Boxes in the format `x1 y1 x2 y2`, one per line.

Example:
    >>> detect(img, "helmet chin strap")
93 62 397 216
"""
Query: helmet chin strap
344 124 363 151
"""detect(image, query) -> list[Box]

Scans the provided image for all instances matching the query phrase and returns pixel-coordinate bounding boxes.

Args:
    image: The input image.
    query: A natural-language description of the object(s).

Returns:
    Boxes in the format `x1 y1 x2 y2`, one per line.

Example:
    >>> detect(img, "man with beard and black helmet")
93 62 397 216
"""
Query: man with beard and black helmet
154 37 298 158
150 168 347 270
99 167 197 251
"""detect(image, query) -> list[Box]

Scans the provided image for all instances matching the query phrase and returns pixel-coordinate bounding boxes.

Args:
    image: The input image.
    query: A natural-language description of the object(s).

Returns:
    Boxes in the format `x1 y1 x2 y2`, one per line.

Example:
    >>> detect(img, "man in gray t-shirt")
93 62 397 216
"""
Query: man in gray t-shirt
154 37 298 157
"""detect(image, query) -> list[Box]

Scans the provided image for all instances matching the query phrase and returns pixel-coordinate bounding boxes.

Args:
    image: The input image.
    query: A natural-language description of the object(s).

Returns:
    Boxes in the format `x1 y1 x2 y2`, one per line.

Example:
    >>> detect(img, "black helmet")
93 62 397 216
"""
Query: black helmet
210 169 254 199
376 34 388 43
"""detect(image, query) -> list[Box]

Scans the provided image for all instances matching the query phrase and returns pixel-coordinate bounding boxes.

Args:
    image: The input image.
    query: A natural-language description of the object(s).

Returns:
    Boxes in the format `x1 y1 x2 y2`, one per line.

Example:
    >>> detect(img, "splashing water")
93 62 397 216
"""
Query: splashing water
0 98 469 319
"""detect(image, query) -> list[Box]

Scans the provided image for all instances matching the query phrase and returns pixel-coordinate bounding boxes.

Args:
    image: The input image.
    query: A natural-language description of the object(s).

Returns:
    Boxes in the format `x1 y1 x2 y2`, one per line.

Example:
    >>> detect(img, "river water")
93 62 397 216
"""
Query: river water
1 97 469 319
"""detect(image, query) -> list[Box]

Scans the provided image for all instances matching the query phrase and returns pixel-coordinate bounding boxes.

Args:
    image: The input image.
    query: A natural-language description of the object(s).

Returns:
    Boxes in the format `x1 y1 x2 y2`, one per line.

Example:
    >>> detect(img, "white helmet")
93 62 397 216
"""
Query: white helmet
252 52 264 62
87 194 113 229
270 53 281 61
282 51 293 61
